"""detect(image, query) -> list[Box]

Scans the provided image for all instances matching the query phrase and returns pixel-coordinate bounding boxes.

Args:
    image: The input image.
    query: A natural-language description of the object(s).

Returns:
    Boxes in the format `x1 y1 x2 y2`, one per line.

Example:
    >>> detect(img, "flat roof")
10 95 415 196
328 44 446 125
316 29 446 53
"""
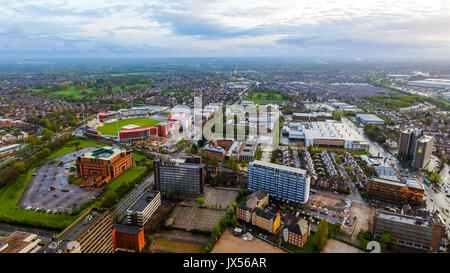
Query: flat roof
114 224 142 235
376 210 430 227
289 121 366 143
81 146 125 160
128 191 160 213
250 160 307 176
356 114 384 122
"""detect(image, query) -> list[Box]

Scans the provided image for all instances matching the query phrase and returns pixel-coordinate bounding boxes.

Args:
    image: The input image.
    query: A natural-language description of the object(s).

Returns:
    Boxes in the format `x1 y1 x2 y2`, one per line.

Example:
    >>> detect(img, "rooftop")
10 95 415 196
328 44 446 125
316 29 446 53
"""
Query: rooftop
128 191 160 213
376 210 430 227
81 146 125 160
356 114 384 122
250 160 307 176
114 224 143 235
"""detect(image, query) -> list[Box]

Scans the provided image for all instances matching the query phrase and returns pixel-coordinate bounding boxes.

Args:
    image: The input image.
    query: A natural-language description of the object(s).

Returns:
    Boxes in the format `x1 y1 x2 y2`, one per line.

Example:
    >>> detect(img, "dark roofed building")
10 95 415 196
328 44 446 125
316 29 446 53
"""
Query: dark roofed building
283 218 311 248
112 224 145 253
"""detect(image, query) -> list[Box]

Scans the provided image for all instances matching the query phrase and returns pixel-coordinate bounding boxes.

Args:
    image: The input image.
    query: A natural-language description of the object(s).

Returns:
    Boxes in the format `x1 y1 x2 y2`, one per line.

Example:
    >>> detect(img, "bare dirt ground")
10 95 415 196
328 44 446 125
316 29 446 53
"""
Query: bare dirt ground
349 202 375 240
211 230 287 253
148 230 209 253
321 239 365 253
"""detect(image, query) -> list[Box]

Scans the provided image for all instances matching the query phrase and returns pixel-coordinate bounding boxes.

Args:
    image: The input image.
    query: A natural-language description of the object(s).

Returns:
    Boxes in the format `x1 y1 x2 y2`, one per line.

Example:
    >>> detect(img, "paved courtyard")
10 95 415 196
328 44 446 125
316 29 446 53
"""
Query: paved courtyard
169 206 226 230
204 187 239 208
18 147 102 213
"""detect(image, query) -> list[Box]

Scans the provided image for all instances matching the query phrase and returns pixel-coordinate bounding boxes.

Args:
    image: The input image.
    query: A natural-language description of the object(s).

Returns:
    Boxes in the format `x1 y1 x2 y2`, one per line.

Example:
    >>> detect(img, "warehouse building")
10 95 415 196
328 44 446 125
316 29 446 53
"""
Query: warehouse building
126 191 161 227
355 114 385 125
286 121 369 150
248 161 310 204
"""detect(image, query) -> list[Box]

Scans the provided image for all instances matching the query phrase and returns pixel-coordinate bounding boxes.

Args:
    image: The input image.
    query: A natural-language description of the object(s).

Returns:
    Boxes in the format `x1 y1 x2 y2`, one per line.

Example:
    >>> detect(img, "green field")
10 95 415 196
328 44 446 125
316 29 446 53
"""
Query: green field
48 138 106 159
49 86 95 98
245 92 289 104
97 118 162 136
107 165 147 192
0 167 77 230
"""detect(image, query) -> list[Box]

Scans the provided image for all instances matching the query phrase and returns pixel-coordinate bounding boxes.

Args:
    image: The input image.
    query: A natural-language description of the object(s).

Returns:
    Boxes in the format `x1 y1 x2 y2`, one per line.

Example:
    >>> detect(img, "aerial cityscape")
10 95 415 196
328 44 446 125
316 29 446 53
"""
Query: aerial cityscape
0 0 449 262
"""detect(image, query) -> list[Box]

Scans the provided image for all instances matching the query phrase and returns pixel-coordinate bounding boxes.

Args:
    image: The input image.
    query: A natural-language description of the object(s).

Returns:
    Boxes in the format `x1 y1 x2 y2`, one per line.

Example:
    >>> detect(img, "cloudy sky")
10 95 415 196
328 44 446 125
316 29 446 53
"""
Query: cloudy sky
1 0 450 60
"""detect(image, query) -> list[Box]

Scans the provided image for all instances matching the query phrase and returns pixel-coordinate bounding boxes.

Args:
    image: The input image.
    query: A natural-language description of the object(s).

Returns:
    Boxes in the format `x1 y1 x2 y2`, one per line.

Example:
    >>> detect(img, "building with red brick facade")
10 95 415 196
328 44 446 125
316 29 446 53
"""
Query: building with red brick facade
76 147 133 187
112 225 145 253
283 218 311 248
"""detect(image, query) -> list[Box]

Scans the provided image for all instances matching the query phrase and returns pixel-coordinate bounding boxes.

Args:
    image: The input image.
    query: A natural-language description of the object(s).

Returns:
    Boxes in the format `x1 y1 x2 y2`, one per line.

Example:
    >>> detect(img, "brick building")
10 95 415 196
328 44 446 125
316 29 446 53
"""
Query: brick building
76 146 133 187
112 224 145 253
283 218 311 248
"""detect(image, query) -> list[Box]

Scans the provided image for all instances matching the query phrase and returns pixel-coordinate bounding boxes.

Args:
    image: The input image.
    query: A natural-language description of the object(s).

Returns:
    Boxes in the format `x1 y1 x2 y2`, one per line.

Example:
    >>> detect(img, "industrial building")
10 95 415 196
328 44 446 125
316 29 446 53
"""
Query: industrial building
366 177 424 204
126 191 161 227
355 114 385 125
292 112 332 122
248 161 310 204
283 218 311 248
412 135 435 170
76 146 133 187
154 157 205 195
407 79 450 89
112 224 145 253
372 210 444 252
284 121 369 150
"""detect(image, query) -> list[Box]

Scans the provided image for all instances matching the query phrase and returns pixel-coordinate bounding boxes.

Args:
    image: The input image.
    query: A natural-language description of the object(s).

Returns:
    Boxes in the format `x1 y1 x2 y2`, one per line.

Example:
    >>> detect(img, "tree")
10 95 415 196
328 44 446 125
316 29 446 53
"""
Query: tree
196 197 206 206
102 191 118 208
314 218 329 251
41 128 54 141
379 233 391 250
428 173 442 184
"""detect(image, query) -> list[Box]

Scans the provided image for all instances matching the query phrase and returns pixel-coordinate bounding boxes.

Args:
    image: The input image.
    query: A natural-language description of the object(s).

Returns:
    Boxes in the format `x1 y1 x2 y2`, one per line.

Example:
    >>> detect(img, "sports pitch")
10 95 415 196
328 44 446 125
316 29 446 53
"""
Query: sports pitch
97 118 162 136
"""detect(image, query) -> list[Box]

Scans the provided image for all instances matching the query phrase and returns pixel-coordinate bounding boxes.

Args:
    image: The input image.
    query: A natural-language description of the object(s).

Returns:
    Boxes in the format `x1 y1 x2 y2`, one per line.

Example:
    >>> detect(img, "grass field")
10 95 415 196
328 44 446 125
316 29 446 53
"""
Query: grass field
97 118 162 136
107 166 147 192
48 138 106 159
50 86 95 98
0 167 77 230
245 92 289 104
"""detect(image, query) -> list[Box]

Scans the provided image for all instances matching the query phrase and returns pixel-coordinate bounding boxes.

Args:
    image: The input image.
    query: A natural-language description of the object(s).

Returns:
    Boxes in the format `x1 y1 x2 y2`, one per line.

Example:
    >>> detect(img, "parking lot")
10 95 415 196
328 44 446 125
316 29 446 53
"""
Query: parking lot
18 147 102 213
169 205 226 230
204 187 239 208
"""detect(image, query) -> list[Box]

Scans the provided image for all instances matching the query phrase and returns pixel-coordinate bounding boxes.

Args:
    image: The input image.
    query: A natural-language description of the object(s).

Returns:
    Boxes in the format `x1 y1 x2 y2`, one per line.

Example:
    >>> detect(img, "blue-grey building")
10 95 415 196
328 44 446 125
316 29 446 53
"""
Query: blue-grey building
248 160 310 204
355 114 385 125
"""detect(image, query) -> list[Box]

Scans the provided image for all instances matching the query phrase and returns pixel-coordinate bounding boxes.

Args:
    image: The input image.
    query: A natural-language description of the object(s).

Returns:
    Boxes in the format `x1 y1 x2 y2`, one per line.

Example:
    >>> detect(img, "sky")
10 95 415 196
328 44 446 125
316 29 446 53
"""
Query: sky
1 0 450 60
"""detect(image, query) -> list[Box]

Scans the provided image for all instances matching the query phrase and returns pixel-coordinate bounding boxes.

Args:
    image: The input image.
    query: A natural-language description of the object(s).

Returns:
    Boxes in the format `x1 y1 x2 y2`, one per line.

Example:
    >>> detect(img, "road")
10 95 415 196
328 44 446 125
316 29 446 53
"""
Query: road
111 174 155 223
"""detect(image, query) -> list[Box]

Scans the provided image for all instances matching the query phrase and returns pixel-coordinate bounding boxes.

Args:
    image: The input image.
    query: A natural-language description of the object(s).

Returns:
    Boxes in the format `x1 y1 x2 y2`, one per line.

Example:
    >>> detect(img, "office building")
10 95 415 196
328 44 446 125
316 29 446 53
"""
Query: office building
283 218 311 248
248 161 310 204
366 177 424 204
412 135 435 169
238 141 258 162
76 147 133 187
372 210 444 252
112 224 145 253
126 191 161 227
154 157 205 195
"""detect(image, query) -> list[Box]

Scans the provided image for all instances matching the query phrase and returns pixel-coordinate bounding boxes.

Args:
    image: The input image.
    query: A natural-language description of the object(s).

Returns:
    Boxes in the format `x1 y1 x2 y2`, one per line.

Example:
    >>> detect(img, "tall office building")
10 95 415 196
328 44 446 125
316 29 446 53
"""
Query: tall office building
412 135 435 169
248 160 310 204
398 128 422 158
154 157 205 195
